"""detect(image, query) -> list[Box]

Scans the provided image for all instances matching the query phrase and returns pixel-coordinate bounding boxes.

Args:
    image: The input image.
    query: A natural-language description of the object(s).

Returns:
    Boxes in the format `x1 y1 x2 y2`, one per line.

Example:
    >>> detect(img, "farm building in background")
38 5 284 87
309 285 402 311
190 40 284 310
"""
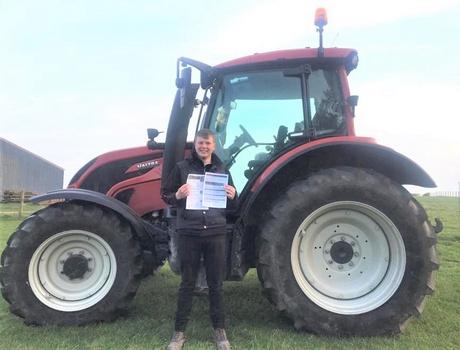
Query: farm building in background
0 138 64 201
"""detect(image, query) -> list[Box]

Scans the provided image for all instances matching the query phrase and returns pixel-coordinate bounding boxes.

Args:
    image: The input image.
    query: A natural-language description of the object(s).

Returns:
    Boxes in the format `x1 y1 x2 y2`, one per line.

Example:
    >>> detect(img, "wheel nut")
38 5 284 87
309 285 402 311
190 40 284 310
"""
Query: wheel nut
328 260 333 264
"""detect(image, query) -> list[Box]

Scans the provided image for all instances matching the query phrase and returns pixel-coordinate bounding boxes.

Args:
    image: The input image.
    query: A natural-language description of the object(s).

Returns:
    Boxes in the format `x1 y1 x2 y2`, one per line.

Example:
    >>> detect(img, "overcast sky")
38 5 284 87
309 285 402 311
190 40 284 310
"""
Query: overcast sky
1 0 459 194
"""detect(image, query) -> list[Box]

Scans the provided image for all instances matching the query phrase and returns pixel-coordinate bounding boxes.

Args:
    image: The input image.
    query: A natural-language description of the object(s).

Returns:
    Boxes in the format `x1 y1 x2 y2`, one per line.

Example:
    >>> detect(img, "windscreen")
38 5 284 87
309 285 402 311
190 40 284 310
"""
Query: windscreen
208 68 345 192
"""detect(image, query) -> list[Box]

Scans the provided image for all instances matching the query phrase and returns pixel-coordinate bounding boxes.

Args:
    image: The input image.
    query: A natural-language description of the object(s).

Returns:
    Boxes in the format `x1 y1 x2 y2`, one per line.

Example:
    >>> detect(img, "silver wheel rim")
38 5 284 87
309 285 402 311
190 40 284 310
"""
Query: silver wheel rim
291 201 405 315
28 230 117 312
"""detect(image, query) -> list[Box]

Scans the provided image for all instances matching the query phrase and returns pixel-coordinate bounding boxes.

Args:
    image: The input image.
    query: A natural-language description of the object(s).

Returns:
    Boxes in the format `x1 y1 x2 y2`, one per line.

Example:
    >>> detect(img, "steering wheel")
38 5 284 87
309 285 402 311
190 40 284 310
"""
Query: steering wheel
239 124 257 146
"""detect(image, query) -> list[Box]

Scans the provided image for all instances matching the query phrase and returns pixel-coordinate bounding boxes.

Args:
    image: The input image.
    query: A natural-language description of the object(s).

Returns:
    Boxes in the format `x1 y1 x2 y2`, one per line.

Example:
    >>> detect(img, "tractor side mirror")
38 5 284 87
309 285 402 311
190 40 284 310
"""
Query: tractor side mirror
147 128 160 139
147 128 163 150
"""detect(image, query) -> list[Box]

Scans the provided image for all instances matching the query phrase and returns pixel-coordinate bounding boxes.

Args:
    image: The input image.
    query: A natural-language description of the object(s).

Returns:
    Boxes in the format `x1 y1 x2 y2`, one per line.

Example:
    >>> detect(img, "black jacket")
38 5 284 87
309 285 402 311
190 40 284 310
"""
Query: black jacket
161 150 238 236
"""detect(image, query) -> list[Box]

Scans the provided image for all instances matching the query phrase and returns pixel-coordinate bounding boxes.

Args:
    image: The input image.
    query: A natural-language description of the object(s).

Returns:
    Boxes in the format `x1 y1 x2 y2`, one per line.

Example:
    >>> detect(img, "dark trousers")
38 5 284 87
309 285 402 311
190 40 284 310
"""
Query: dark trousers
174 234 227 331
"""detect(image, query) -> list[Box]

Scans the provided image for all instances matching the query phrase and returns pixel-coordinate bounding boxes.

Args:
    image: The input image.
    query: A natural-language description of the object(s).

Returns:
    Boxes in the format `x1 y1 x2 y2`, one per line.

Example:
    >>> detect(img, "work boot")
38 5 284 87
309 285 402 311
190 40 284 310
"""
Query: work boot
214 328 231 350
166 331 186 350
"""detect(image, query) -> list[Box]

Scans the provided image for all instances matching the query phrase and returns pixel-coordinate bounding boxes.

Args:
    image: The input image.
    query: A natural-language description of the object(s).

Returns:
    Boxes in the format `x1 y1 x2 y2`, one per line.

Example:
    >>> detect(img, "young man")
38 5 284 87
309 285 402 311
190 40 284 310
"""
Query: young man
161 129 238 350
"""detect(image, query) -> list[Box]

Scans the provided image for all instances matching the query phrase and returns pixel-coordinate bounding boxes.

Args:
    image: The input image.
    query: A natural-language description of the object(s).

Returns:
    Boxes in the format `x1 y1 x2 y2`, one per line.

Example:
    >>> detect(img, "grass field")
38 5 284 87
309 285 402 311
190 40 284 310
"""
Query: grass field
0 197 459 349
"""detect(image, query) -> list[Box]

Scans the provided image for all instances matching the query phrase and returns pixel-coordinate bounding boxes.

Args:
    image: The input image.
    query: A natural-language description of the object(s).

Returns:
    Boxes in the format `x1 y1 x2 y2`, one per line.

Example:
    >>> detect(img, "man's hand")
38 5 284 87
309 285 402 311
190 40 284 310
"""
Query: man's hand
225 185 236 200
175 183 190 200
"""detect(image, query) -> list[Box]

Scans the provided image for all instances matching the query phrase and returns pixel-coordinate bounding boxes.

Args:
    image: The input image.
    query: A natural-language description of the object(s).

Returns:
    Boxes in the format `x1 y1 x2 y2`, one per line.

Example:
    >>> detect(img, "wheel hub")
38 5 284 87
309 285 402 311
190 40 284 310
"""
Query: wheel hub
322 234 362 272
330 240 353 264
62 254 89 280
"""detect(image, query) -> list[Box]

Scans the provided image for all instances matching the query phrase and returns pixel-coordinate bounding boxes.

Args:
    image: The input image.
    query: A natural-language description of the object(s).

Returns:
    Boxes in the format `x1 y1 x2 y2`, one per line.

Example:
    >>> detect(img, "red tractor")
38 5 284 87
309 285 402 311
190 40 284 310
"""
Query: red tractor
1 9 442 336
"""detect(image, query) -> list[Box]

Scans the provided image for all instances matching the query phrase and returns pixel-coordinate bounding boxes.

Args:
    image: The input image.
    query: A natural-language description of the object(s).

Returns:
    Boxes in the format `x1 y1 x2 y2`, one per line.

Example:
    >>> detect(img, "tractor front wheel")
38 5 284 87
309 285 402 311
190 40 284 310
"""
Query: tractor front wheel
257 167 439 336
0 201 143 325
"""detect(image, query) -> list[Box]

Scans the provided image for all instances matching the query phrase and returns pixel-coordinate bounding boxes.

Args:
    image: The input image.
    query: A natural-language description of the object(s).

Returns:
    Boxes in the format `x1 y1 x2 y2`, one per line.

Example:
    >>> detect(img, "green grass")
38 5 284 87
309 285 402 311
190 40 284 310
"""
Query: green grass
0 197 459 349
0 201 41 218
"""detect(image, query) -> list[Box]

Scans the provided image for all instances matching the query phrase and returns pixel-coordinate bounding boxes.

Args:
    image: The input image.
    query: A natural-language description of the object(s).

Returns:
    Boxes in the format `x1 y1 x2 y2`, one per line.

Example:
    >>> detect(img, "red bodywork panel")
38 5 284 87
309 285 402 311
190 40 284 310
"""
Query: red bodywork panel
68 146 162 189
68 145 168 217
215 47 356 68
107 163 164 216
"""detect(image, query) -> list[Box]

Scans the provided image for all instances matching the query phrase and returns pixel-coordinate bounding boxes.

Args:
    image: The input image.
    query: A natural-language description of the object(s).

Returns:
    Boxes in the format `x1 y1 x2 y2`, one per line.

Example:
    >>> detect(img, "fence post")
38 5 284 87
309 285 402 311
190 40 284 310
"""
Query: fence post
19 190 25 217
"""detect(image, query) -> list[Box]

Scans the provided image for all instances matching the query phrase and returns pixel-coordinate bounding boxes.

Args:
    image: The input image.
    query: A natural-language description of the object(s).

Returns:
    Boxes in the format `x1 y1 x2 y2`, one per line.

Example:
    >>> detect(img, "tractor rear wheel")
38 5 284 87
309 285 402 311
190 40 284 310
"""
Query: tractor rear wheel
257 166 439 336
0 201 143 325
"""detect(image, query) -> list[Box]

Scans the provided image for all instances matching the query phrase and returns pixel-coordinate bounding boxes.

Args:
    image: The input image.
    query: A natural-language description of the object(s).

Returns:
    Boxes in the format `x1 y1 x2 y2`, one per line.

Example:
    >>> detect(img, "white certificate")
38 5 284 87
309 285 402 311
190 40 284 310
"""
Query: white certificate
202 172 228 208
185 174 209 210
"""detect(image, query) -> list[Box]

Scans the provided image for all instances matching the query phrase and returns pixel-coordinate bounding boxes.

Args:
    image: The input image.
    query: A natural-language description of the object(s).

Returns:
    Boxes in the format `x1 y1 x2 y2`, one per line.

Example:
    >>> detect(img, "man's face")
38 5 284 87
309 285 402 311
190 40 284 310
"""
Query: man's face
194 136 216 161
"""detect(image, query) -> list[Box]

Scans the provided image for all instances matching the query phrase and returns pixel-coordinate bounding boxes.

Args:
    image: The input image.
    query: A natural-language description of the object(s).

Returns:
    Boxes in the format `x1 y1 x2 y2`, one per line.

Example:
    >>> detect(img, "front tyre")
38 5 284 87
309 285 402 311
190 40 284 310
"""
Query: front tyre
257 167 439 336
1 202 143 325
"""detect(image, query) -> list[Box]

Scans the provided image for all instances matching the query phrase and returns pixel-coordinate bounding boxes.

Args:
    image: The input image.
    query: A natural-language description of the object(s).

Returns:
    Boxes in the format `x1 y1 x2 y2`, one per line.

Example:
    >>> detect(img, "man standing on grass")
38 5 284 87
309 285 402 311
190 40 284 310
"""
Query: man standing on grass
161 129 238 350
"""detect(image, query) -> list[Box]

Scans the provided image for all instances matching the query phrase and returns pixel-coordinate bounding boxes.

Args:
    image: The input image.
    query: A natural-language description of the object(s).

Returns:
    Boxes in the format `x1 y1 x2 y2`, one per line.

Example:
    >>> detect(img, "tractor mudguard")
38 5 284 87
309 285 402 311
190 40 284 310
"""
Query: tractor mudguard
337 141 437 187
251 139 437 196
30 188 154 246
241 139 438 226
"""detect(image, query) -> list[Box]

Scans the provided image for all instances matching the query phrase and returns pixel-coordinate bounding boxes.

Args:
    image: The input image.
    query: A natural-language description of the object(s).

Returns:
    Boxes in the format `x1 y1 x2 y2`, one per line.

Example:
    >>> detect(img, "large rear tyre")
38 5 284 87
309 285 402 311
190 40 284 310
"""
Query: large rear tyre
257 167 439 336
0 201 143 325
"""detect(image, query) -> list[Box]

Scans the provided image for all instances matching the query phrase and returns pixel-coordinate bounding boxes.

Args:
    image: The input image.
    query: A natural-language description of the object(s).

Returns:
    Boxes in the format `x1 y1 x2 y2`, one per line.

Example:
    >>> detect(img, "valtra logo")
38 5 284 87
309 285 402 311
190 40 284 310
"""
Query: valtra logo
125 160 160 174
136 160 159 169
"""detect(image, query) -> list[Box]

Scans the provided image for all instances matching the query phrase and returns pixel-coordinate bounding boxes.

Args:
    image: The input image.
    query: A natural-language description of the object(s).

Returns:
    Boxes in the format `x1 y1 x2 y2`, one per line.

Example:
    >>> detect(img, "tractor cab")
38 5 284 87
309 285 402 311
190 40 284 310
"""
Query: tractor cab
205 65 350 191
164 47 359 193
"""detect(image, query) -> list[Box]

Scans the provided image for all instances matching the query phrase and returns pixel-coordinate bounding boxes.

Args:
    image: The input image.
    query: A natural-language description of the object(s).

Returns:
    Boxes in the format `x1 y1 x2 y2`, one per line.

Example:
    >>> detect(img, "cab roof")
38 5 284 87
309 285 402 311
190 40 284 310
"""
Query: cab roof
214 47 357 69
